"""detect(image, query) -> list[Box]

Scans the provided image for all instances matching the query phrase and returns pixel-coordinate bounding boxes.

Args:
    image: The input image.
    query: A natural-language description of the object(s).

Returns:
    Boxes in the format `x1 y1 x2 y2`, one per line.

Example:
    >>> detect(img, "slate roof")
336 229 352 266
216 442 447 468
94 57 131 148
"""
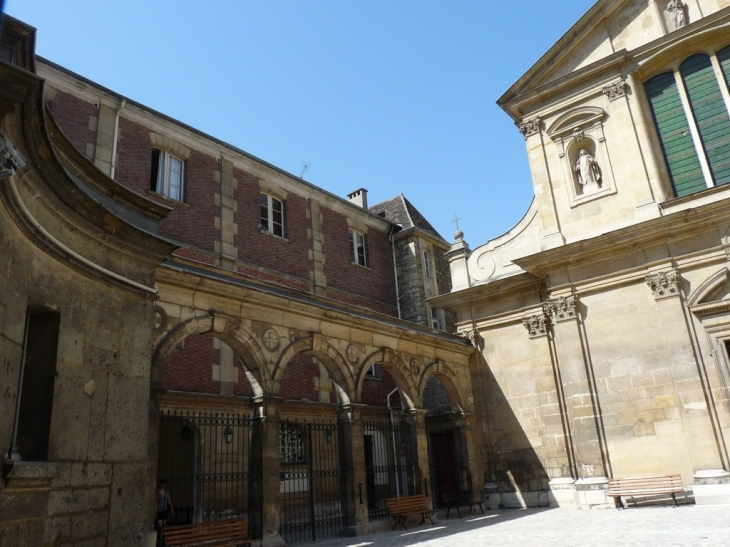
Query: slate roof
370 194 448 246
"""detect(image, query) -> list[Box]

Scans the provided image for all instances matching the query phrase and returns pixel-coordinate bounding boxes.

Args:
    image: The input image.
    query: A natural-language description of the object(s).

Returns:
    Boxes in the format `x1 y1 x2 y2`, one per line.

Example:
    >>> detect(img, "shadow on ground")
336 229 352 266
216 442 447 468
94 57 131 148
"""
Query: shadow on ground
296 507 553 547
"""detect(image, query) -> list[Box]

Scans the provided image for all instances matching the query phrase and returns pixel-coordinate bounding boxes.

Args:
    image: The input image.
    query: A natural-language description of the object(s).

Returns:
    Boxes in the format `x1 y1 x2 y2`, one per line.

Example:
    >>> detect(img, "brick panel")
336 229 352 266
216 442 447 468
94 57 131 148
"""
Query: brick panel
361 368 399 407
115 118 220 251
49 90 98 160
320 207 397 316
234 170 311 280
161 335 219 394
279 353 318 400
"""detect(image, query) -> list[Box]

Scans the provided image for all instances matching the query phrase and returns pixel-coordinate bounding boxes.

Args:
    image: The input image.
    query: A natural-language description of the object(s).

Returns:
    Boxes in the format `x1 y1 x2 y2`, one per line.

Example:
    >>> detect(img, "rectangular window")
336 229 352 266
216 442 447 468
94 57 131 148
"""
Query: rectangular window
260 193 285 237
11 309 61 461
365 365 379 378
349 229 367 266
423 249 433 278
150 149 184 201
430 306 444 331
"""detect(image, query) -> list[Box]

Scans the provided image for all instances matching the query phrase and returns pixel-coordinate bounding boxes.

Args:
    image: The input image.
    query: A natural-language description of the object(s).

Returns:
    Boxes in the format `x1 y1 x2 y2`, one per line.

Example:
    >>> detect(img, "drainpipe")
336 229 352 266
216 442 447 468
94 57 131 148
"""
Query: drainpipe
109 98 126 179
389 224 402 319
387 387 401 497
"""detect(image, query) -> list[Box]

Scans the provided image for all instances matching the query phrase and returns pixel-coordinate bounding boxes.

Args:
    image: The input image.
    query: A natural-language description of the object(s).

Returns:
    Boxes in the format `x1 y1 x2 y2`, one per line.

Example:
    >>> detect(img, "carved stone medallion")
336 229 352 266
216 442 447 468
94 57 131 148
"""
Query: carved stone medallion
262 328 280 352
410 358 421 375
346 344 359 364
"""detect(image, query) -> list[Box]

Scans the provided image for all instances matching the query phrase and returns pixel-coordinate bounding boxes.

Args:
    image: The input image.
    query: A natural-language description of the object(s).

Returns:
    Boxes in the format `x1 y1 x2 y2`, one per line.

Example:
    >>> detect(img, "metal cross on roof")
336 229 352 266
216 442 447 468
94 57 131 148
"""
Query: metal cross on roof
452 214 463 231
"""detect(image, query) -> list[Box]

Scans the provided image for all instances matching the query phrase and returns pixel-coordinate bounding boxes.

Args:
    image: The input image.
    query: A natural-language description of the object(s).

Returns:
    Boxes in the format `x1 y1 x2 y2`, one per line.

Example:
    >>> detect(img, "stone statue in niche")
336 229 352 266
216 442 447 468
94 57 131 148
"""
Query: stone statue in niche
667 0 687 29
573 149 601 189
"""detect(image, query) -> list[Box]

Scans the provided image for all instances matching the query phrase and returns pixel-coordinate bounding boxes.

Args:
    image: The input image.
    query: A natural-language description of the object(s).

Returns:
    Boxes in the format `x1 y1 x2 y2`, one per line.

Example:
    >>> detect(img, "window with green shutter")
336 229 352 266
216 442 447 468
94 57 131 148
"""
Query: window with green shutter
644 44 730 198
644 72 705 197
680 54 730 187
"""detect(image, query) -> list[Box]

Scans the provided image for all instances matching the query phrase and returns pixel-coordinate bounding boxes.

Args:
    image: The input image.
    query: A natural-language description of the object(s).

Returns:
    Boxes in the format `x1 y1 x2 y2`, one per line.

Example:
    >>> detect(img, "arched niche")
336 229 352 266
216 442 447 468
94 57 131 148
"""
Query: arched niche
547 106 616 205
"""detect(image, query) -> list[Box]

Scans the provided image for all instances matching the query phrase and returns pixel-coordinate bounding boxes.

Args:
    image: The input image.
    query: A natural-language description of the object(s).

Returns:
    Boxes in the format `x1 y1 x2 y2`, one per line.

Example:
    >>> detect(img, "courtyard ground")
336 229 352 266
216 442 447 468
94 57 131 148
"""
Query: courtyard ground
299 505 730 546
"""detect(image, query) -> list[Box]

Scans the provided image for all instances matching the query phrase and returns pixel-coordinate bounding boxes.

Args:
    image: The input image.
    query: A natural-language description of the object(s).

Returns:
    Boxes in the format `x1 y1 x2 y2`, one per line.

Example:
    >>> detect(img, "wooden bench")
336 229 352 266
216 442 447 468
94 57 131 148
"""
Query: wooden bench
608 474 683 509
164 518 251 547
441 491 485 519
385 495 434 530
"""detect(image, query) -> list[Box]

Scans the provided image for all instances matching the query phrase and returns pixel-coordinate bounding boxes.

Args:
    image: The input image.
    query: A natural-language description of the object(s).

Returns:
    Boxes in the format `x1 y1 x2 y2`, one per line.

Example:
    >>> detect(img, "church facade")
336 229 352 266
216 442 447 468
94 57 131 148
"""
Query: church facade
436 0 730 508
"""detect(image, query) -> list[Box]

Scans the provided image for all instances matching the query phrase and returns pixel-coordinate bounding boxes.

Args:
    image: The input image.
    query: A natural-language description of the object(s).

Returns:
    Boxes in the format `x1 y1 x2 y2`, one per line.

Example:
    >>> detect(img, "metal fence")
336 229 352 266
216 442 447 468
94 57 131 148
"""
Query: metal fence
279 420 348 543
425 420 470 508
363 419 421 520
158 409 255 530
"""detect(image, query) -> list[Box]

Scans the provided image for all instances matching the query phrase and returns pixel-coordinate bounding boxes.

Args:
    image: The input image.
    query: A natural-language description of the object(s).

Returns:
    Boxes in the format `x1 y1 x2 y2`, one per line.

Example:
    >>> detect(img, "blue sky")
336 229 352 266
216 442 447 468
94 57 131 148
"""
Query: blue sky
5 1 595 247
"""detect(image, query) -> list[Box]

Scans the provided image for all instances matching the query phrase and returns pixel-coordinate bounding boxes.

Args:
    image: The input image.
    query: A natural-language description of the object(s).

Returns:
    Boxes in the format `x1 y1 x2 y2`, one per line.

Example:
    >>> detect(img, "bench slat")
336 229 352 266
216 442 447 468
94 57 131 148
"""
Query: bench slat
164 518 250 547
607 474 683 509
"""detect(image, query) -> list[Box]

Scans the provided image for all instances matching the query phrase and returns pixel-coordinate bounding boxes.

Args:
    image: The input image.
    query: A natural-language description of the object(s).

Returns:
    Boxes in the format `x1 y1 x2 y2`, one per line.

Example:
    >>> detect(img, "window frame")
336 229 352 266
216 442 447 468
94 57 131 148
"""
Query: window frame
10 308 61 462
260 193 285 238
423 249 433 278
349 229 368 267
151 149 185 202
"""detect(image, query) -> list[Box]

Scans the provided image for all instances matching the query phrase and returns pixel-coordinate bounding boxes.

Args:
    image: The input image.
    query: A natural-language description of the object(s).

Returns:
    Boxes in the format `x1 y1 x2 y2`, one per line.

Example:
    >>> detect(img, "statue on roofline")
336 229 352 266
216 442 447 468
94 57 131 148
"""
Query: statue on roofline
667 0 687 29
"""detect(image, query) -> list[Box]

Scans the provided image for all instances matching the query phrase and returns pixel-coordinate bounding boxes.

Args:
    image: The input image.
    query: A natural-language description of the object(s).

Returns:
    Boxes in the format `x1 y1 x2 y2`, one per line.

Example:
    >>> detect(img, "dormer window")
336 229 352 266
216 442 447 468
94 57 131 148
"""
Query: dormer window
644 45 730 198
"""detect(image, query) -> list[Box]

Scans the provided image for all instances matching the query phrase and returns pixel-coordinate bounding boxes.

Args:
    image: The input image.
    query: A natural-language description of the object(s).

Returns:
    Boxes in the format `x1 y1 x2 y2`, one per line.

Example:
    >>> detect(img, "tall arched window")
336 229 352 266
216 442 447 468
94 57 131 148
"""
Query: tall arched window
644 46 730 198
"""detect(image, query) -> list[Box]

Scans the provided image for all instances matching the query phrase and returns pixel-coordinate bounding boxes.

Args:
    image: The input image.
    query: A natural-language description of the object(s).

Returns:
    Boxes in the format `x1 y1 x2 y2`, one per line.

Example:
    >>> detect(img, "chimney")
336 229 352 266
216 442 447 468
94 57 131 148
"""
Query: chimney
347 188 368 209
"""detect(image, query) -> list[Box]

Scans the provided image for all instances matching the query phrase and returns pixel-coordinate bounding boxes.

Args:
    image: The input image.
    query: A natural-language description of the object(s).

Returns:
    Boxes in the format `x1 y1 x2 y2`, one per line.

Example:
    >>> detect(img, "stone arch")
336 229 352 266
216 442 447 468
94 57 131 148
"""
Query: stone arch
272 334 354 401
151 313 267 398
419 360 466 415
357 349 418 409
688 268 729 308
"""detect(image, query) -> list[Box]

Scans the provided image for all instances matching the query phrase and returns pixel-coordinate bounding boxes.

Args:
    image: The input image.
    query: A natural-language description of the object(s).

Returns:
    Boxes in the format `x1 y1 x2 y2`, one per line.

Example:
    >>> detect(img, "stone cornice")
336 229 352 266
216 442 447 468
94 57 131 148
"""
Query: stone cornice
156 260 475 356
499 8 730 122
429 271 543 311
513 197 730 278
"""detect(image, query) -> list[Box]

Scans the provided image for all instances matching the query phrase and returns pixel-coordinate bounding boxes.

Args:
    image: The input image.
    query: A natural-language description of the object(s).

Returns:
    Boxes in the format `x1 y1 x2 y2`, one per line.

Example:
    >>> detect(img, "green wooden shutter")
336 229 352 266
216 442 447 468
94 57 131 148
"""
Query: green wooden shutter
644 72 705 197
680 54 730 186
718 44 730 86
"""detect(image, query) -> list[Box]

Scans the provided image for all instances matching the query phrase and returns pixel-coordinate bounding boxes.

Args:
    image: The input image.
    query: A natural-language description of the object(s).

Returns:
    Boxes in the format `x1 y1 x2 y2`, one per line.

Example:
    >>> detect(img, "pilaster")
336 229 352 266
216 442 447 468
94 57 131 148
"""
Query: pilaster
544 294 610 507
256 397 285 547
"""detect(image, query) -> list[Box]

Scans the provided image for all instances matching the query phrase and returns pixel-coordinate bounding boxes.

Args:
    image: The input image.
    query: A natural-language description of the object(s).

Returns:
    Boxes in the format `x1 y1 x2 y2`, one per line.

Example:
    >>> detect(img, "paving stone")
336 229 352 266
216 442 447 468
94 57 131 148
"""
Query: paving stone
297 506 730 547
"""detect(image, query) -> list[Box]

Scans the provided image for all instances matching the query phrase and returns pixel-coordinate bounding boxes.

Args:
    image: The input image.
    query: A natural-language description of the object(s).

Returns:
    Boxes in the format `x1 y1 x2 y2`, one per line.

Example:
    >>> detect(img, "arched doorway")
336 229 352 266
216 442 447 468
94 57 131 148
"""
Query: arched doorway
276 349 350 543
423 375 470 510
153 323 262 529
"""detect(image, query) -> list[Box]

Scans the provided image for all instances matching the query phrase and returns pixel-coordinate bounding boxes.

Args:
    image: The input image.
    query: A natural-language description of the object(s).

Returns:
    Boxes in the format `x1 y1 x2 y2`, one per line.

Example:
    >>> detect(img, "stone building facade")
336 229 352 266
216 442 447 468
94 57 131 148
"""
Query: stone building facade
0 15 476 547
436 0 730 509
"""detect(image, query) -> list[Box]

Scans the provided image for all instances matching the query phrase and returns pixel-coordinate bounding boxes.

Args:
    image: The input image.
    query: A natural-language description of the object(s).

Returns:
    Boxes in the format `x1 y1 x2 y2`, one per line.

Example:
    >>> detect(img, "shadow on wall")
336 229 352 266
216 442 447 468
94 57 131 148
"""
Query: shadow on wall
480 364 555 509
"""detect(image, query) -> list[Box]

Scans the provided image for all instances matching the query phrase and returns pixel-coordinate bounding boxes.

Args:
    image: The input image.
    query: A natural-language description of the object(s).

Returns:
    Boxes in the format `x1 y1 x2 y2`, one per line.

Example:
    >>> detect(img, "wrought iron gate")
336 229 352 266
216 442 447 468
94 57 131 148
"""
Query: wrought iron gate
158 409 254 530
426 420 469 509
279 420 347 543
363 419 421 520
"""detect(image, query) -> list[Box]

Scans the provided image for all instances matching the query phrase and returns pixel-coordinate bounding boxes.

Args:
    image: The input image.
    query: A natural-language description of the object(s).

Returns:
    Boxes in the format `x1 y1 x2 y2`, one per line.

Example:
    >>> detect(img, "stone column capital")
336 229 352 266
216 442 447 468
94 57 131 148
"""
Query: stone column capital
544 294 579 323
646 270 680 300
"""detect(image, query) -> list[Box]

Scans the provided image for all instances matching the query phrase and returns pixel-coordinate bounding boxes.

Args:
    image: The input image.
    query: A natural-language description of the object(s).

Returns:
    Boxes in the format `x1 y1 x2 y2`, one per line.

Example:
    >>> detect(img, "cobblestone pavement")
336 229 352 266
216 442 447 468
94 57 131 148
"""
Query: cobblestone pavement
296 505 730 547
